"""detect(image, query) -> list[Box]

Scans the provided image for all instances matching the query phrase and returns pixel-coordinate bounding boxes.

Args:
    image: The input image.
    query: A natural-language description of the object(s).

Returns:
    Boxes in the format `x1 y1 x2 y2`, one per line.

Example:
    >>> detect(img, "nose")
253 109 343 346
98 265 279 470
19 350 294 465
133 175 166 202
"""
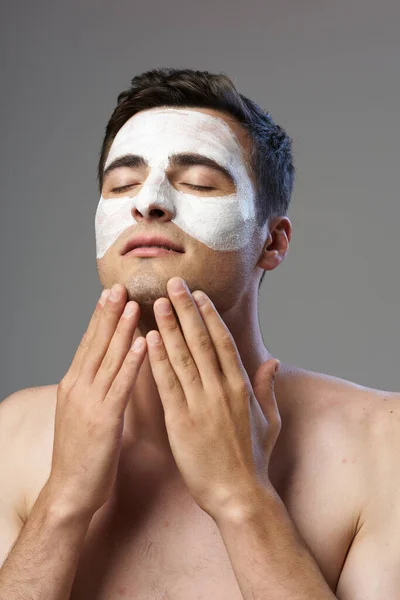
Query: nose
131 173 175 223
131 202 174 223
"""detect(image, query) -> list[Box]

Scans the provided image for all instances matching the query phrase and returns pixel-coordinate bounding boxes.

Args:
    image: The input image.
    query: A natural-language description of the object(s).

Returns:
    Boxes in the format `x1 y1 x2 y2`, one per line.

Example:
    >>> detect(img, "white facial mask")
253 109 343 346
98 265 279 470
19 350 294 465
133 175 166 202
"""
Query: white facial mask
95 108 258 259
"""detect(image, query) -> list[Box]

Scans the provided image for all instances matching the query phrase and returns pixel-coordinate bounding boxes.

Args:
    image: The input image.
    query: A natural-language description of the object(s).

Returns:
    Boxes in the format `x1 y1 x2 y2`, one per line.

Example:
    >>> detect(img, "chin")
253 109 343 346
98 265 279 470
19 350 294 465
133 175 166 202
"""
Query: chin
123 273 173 306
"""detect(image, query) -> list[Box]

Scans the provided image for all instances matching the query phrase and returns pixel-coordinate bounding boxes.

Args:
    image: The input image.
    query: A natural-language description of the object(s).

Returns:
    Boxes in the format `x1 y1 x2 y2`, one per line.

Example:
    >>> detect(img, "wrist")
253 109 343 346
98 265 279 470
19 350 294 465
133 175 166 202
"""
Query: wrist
41 480 96 526
212 481 279 526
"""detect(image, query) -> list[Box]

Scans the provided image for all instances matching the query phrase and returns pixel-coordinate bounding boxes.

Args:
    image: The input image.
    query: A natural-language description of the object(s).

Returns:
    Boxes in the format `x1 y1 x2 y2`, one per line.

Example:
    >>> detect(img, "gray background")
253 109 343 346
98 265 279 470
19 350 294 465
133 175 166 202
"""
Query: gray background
1 0 399 400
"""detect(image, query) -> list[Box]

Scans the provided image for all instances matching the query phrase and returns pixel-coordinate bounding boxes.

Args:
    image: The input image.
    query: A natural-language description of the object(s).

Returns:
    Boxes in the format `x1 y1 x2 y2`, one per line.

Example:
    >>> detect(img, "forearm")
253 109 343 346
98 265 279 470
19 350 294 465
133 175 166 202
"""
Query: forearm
0 482 93 600
214 485 337 600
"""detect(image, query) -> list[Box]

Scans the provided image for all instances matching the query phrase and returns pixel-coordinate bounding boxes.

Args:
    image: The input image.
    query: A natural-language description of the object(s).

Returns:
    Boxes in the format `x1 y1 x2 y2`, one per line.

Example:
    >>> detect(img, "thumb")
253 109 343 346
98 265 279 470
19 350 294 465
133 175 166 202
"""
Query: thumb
252 359 282 445
252 358 280 400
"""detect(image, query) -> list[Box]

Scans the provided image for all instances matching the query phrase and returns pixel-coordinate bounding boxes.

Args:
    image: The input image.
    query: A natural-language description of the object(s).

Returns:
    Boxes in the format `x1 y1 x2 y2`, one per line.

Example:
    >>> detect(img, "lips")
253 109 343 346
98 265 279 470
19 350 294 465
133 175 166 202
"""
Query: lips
125 246 181 258
121 235 184 255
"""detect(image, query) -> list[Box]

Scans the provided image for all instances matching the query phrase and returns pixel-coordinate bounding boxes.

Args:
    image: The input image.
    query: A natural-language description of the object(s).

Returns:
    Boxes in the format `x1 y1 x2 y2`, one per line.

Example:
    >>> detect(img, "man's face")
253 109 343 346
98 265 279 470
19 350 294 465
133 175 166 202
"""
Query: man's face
96 106 268 314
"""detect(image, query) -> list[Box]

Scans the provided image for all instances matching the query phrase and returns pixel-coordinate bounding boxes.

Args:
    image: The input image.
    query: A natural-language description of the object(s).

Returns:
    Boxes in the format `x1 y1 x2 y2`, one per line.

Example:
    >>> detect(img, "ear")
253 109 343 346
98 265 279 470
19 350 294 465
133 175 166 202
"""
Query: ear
258 217 292 272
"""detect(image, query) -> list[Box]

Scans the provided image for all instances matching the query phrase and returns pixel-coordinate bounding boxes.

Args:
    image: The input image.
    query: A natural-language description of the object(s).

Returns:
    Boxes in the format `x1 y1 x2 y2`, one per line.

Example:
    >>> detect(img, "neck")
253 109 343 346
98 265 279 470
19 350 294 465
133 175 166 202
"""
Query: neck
122 290 274 464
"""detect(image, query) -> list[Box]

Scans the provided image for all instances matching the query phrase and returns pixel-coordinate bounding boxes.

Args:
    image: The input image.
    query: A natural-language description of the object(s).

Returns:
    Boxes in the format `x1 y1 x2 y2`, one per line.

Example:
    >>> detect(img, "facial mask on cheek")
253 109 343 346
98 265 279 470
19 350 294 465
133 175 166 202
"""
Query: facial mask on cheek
95 108 258 259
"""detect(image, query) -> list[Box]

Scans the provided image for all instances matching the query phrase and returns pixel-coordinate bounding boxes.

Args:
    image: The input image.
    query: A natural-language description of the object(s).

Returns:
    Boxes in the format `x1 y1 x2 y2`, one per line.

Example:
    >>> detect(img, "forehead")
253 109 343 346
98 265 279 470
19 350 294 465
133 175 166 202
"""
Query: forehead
191 106 252 158
106 106 253 167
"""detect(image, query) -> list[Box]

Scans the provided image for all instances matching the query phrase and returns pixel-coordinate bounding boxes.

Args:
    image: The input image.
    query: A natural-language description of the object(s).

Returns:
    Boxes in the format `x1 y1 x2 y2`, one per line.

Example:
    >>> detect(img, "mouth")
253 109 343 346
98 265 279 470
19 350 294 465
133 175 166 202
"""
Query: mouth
123 246 182 258
121 235 185 255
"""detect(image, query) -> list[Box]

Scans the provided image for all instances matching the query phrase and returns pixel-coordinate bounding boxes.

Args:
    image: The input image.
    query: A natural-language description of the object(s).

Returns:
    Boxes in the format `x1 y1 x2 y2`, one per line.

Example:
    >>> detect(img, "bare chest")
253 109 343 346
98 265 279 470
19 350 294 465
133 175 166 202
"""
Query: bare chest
67 447 353 600
24 388 361 600
70 480 244 600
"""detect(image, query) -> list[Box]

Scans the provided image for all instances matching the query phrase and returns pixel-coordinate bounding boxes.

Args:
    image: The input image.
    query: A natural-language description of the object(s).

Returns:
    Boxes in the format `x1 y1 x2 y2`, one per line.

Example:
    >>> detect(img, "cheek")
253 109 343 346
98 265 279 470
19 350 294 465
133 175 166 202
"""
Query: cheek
96 258 109 285
172 193 255 252
95 200 134 259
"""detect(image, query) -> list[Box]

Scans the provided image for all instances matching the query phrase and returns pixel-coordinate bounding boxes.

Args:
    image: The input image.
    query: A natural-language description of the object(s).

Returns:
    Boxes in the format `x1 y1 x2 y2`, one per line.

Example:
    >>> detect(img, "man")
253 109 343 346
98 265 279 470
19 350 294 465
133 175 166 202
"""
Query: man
0 67 399 599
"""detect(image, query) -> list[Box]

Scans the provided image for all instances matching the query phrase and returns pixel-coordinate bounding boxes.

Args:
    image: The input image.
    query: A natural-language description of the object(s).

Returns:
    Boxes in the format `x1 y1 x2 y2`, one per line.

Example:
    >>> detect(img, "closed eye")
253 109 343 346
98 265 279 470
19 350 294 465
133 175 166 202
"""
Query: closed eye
111 184 139 193
185 184 215 191
111 183 215 193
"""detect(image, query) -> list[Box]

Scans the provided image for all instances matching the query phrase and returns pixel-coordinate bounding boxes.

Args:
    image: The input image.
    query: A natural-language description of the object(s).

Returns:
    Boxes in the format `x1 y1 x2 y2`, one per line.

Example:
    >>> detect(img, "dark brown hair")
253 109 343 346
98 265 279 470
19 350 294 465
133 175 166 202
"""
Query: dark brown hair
97 68 295 286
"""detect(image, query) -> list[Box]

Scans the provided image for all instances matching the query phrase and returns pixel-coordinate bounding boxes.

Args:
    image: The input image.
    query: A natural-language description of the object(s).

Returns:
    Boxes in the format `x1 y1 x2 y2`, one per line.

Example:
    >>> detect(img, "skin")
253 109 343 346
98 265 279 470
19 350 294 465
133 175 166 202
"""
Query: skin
4 107 400 599
97 106 292 460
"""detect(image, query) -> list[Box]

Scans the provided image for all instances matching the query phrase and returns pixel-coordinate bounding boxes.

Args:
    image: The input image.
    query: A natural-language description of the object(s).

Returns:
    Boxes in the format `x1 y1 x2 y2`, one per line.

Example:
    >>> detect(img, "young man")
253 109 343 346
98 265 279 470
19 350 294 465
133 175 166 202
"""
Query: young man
1 67 399 600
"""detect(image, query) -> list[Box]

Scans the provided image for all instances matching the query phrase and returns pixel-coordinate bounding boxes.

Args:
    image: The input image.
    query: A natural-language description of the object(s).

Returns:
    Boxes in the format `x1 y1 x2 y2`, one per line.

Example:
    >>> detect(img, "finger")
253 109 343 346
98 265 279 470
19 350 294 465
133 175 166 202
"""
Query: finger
166 280 221 383
79 284 130 384
104 336 147 418
259 360 282 435
153 297 203 394
146 331 187 417
93 300 142 396
63 289 110 387
192 291 247 382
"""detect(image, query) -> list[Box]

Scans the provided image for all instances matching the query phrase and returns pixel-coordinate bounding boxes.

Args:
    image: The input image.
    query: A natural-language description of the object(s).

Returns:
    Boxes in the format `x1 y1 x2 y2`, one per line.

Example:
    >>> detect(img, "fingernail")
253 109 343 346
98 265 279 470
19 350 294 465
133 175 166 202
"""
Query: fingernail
170 278 185 292
99 289 109 306
132 337 144 352
193 291 207 306
148 331 161 345
155 299 172 315
110 284 121 301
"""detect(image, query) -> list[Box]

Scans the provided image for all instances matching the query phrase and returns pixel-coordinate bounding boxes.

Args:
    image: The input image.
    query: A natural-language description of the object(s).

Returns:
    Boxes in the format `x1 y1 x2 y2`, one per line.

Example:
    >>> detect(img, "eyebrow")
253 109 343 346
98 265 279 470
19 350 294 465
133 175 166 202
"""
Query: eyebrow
102 152 236 186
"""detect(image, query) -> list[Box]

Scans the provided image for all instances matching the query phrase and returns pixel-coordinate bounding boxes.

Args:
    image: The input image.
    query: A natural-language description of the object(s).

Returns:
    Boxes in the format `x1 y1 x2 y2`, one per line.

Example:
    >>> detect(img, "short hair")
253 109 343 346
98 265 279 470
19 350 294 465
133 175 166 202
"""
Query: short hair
97 68 295 288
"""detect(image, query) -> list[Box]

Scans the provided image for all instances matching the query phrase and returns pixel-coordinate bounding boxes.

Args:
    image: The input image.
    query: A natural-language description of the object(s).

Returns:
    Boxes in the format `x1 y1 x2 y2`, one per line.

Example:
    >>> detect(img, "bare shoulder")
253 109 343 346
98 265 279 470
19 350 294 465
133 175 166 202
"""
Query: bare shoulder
275 363 400 570
277 361 400 507
280 368 400 596
0 383 58 438
0 384 58 522
276 360 398 425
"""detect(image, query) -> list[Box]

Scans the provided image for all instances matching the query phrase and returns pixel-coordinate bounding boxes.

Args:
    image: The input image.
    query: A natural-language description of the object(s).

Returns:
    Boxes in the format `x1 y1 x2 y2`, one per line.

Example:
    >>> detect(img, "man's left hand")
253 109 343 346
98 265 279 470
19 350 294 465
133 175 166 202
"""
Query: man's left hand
145 277 282 520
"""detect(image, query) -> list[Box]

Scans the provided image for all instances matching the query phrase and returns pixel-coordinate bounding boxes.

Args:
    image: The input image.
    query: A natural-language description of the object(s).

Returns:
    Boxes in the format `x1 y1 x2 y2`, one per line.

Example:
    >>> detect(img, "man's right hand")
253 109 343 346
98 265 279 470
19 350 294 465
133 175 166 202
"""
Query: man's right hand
46 283 147 519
